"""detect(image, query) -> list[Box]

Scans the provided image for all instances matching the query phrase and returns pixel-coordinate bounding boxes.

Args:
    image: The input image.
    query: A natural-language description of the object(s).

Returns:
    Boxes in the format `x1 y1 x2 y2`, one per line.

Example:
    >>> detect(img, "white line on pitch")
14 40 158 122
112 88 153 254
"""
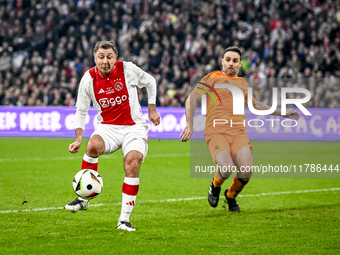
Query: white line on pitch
1 187 339 214
0 153 191 163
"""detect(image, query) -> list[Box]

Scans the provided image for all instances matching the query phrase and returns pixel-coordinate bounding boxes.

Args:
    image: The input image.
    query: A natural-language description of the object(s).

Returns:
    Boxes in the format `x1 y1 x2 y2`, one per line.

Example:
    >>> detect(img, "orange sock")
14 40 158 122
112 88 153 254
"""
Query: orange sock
227 174 249 199
213 178 225 187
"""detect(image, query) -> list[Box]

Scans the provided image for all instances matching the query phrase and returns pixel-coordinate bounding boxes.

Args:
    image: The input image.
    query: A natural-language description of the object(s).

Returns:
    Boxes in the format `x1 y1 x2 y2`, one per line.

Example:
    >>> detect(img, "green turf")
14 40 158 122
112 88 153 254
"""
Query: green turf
0 138 339 254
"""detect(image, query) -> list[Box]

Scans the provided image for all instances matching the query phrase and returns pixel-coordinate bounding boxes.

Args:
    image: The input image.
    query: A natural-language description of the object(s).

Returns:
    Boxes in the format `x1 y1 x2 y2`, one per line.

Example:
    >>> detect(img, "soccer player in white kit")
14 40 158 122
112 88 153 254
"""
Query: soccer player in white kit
64 41 160 232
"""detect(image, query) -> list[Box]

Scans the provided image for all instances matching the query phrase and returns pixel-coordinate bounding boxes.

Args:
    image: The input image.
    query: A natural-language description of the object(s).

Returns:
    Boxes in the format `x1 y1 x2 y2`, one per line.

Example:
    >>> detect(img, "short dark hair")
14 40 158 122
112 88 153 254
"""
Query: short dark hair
93 40 118 56
223 46 242 59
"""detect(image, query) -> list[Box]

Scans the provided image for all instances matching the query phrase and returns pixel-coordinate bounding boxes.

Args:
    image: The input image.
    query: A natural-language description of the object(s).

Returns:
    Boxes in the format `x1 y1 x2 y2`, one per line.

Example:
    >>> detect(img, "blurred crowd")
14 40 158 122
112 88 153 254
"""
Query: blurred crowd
0 0 339 108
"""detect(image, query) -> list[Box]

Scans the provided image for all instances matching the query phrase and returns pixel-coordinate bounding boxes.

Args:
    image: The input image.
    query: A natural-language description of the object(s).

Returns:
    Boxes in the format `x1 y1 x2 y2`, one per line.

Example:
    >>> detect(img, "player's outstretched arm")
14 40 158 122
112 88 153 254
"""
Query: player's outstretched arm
282 109 299 120
252 100 299 120
180 92 201 142
69 128 83 154
148 104 160 126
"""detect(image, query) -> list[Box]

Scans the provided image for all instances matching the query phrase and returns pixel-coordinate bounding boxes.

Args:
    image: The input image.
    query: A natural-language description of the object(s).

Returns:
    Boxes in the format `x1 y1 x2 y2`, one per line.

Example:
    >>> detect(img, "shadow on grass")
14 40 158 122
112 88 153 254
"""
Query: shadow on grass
199 200 340 218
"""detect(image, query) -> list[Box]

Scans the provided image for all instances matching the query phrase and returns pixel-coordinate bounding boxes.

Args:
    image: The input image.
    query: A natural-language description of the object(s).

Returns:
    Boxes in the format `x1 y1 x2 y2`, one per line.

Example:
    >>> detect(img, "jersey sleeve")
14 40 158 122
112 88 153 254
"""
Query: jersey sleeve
124 61 157 104
242 78 256 104
192 74 214 95
74 71 92 130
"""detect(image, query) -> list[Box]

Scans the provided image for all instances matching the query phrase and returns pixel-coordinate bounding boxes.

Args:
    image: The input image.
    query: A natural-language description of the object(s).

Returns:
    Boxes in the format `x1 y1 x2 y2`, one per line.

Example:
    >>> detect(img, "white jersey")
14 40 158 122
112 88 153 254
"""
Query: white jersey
74 61 156 130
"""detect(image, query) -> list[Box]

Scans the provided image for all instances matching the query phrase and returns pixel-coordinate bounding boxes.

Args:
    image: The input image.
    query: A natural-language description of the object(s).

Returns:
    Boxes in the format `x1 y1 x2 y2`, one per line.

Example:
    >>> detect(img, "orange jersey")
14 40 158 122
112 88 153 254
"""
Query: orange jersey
192 71 255 135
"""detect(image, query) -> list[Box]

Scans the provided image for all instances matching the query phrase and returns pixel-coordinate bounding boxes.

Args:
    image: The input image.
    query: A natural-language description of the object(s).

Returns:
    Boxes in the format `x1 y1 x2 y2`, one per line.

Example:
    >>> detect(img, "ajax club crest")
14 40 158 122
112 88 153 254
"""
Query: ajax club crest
114 82 123 91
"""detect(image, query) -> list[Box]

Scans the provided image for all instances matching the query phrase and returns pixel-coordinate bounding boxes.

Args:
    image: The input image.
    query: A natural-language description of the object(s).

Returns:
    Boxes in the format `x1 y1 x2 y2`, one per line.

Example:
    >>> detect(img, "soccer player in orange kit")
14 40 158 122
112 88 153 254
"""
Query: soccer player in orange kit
180 46 299 212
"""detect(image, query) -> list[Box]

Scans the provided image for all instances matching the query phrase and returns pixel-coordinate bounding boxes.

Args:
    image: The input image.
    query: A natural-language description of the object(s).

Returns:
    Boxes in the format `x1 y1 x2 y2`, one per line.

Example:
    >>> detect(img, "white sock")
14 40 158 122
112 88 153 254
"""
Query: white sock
119 177 139 222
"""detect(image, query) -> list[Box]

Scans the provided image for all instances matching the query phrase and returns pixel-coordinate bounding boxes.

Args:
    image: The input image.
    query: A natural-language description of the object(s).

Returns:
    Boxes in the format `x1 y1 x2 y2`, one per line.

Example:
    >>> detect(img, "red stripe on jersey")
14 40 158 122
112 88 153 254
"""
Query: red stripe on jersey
89 61 135 125
122 182 139 196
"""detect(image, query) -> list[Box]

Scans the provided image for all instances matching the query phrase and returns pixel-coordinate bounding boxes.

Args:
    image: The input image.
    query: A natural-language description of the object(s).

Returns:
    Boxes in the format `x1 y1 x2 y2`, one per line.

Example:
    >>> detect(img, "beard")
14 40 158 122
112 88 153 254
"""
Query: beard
226 69 236 76
99 66 111 75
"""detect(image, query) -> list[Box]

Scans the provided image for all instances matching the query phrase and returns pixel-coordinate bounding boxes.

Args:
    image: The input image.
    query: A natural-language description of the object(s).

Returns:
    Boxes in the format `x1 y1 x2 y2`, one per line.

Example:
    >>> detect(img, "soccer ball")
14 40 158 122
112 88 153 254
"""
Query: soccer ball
73 169 103 200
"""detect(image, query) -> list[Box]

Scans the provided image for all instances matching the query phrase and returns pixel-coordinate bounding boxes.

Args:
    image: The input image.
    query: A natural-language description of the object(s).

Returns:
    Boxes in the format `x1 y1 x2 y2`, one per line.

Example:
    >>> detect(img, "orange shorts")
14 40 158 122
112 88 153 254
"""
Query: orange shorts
205 132 253 164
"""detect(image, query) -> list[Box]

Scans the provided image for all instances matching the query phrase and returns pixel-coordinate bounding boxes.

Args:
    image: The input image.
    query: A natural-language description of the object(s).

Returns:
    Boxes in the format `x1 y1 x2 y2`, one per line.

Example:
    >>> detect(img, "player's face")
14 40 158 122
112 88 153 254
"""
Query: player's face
221 51 242 76
94 48 117 76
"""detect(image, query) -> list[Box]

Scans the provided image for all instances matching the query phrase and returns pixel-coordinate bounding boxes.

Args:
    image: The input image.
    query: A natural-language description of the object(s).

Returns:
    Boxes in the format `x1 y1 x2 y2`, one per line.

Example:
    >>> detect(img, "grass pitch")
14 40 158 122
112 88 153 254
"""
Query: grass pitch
0 138 339 254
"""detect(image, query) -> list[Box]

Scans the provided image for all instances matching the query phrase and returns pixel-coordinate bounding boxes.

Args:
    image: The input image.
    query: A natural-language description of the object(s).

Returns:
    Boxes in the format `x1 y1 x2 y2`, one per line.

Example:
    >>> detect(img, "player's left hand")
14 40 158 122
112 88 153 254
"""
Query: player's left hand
149 111 160 126
284 109 299 120
148 104 160 126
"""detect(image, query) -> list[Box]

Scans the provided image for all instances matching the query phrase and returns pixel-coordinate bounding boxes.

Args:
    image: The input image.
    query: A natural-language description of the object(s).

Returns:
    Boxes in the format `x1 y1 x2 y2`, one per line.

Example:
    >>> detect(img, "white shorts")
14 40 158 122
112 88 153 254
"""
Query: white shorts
92 124 148 161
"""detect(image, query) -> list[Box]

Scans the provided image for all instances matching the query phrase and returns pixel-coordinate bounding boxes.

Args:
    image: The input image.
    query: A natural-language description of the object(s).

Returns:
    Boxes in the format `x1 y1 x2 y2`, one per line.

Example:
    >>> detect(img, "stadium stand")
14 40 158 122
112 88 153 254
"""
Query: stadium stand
0 0 339 108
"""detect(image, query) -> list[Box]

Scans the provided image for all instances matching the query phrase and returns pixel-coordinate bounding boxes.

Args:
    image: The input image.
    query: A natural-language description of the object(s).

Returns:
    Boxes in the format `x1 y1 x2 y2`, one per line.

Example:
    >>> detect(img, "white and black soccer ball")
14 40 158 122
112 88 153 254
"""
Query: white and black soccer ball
73 169 103 200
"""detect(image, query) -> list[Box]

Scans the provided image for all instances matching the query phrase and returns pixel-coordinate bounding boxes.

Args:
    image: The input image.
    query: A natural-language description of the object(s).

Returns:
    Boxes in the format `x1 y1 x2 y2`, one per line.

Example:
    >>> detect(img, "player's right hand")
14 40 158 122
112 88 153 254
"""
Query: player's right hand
69 141 81 154
180 124 193 142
